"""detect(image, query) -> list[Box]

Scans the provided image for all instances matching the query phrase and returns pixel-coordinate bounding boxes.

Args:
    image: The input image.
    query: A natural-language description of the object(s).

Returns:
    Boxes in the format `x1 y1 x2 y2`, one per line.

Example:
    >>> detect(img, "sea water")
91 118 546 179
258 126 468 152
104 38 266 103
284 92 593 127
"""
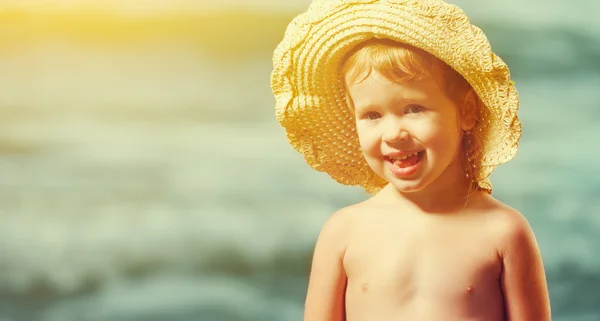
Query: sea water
0 0 599 320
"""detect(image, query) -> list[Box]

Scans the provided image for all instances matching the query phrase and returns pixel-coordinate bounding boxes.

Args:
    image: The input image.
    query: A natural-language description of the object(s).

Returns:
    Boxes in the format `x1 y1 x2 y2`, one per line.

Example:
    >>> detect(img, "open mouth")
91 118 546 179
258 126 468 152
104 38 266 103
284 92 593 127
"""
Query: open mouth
385 151 425 168
384 151 425 177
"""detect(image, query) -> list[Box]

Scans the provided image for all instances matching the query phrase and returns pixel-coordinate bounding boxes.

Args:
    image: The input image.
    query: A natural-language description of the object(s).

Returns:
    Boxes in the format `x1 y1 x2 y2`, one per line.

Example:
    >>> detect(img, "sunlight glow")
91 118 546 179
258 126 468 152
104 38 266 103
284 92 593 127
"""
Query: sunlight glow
0 0 311 14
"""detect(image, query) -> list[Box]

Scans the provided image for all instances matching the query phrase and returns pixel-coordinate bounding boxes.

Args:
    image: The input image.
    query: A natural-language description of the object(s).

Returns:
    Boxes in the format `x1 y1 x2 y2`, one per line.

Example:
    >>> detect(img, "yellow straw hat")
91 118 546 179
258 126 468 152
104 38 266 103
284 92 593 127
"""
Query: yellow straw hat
270 0 522 195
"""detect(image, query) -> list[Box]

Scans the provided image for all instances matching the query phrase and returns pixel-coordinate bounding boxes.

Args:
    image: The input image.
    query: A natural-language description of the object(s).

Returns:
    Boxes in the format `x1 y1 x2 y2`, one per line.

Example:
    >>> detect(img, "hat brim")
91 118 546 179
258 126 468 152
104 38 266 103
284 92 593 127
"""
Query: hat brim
271 0 522 195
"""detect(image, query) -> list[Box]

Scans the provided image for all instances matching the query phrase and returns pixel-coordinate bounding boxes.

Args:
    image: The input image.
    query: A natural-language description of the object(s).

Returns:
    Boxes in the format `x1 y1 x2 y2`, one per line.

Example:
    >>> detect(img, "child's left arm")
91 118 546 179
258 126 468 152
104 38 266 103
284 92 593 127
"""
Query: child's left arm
499 210 551 321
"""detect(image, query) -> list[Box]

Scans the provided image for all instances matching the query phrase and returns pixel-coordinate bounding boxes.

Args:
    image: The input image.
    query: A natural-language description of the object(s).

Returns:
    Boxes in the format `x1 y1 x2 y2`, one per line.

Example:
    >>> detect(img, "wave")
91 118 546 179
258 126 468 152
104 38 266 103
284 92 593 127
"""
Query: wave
0 173 598 299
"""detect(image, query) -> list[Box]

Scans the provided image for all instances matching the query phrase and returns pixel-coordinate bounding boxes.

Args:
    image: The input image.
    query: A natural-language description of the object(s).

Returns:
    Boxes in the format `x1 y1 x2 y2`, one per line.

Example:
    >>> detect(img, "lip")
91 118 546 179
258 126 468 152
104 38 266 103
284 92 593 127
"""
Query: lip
385 151 425 177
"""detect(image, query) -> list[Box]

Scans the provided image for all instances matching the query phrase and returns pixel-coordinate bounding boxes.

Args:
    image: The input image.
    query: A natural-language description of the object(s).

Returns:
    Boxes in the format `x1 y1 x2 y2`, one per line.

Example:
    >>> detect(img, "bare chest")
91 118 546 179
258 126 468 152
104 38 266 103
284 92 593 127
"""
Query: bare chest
342 215 503 303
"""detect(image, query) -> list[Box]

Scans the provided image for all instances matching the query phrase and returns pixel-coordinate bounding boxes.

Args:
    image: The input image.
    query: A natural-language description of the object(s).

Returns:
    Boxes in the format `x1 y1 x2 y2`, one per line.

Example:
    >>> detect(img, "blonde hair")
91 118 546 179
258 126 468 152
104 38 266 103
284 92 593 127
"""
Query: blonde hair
341 38 473 108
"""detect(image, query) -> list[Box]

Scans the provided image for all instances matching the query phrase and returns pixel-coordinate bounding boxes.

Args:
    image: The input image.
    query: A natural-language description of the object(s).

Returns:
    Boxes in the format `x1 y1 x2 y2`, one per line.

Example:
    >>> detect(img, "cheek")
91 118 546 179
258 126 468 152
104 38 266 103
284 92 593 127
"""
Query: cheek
431 122 462 152
417 117 461 150
355 124 380 153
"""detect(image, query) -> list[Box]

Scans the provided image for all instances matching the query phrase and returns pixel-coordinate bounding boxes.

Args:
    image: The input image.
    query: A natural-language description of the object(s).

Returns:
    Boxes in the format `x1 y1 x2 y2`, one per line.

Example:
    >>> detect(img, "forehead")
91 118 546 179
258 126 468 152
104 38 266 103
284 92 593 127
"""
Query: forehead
346 71 447 109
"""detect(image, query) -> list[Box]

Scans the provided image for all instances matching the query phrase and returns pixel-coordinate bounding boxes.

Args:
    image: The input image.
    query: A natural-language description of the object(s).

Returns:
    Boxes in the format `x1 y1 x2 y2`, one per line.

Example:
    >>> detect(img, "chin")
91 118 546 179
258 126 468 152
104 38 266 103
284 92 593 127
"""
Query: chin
387 177 430 194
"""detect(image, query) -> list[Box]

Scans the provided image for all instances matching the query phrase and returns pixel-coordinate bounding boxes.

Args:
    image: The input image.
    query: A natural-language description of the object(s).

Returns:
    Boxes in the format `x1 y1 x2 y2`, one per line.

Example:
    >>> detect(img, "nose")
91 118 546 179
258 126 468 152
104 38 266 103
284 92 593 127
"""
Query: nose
381 117 410 143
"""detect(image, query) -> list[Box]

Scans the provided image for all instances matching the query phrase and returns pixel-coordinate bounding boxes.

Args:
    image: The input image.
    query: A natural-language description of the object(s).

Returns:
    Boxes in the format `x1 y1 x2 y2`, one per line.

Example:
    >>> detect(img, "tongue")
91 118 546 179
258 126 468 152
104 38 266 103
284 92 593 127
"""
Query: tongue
393 154 420 168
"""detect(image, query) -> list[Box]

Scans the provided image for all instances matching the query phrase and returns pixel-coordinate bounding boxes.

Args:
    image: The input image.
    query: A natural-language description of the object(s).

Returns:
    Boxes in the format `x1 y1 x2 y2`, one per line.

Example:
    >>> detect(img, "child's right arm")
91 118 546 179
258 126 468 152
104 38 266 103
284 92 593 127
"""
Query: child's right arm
303 209 350 321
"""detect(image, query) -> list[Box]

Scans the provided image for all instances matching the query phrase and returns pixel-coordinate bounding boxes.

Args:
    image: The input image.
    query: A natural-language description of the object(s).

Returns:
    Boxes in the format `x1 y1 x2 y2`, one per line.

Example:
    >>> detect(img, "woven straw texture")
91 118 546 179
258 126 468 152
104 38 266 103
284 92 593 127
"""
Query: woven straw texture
271 0 522 195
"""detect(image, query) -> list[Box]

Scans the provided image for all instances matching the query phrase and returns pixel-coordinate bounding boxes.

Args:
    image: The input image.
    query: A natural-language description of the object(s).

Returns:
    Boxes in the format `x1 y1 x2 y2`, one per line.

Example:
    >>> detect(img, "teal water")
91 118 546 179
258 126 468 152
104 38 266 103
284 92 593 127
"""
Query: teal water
0 2 599 320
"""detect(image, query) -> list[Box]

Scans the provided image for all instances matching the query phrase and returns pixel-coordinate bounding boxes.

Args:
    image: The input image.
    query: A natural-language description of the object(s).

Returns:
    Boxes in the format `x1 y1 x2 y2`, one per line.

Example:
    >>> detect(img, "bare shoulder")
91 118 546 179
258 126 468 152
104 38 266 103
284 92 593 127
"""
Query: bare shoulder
317 199 379 245
314 202 365 251
480 198 551 320
479 196 540 257
327 198 375 224
324 201 364 228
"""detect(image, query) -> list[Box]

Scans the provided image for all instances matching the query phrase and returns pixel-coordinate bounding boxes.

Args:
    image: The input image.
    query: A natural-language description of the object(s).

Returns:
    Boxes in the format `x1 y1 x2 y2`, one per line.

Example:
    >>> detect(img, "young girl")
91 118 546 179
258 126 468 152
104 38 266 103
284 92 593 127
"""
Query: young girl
271 1 551 320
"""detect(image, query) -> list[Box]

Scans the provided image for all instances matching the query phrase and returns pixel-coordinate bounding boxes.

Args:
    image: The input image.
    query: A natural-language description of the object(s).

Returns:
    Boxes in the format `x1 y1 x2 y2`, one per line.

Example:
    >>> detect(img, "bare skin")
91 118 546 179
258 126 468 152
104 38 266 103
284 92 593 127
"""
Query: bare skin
303 44 551 321
303 188 551 321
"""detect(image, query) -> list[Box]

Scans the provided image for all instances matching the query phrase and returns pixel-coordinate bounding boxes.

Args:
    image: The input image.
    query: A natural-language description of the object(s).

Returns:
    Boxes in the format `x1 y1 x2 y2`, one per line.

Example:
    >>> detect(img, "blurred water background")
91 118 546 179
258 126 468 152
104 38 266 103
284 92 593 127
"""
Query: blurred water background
0 0 599 320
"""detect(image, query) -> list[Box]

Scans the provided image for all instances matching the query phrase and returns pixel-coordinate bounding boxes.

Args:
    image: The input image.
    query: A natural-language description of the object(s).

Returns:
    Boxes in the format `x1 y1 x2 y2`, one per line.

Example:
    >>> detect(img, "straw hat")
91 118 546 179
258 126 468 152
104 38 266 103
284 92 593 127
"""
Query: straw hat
270 0 522 195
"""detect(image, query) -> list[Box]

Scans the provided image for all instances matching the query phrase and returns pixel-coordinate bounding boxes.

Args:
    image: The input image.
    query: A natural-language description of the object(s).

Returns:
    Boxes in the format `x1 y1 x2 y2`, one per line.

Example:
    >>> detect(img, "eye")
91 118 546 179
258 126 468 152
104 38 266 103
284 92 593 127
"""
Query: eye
362 111 381 120
405 105 424 114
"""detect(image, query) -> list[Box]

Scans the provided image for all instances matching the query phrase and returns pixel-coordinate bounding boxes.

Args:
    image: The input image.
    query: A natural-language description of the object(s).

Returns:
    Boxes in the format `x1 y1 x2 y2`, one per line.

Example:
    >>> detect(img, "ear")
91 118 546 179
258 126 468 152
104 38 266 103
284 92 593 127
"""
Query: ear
459 89 478 132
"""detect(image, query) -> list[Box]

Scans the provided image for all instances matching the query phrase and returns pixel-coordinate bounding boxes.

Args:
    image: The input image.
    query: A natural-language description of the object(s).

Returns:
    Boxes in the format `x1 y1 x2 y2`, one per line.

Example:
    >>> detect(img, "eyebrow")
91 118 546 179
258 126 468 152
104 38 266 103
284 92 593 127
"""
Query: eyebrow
354 104 377 111
355 98 428 111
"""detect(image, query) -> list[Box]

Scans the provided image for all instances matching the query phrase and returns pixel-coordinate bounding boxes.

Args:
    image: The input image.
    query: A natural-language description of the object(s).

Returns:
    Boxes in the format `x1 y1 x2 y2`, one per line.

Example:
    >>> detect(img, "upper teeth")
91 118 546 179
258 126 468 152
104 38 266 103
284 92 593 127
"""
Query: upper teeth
390 152 419 161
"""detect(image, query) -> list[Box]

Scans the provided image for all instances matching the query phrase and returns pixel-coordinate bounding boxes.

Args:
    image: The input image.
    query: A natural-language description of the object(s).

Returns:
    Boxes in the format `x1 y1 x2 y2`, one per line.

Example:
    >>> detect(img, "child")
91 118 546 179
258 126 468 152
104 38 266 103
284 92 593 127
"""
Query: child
271 0 551 320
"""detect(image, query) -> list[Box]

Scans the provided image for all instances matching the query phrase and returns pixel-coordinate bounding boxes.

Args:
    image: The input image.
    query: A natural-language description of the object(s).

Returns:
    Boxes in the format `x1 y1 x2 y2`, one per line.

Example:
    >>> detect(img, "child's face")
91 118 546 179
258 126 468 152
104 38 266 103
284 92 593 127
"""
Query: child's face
346 70 467 193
